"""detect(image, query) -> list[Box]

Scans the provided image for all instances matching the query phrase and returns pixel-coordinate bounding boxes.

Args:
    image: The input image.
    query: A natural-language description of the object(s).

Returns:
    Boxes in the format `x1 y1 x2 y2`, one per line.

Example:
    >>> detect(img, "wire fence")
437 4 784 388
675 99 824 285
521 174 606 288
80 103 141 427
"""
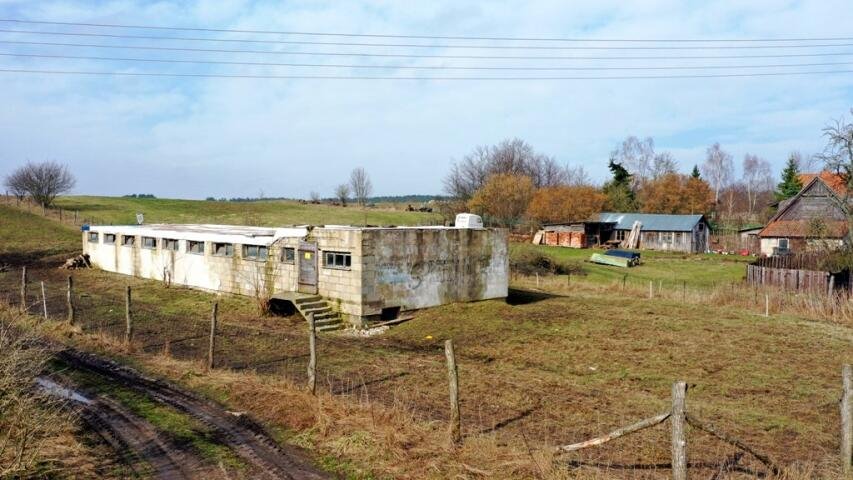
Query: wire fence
1 266 851 477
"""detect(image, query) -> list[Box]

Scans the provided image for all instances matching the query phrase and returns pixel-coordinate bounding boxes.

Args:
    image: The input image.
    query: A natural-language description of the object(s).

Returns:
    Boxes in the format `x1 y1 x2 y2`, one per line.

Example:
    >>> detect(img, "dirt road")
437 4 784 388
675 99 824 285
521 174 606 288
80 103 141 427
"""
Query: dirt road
48 347 329 480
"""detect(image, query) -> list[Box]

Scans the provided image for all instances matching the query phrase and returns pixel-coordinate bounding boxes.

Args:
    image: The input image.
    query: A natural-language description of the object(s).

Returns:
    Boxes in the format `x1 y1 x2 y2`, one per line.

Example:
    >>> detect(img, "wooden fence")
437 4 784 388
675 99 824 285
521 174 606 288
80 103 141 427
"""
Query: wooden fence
746 253 852 293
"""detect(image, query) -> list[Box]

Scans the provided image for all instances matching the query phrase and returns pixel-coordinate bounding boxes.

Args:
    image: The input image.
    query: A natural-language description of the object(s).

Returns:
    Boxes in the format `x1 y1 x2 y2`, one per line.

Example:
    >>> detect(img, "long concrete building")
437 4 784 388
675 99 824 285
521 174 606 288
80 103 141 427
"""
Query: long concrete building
82 222 508 330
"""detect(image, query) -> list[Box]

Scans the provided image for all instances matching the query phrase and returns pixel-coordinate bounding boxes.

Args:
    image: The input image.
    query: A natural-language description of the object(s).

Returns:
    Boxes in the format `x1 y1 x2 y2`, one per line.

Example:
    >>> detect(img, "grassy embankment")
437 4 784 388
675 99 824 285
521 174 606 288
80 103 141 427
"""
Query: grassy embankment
1 200 851 479
53 195 442 227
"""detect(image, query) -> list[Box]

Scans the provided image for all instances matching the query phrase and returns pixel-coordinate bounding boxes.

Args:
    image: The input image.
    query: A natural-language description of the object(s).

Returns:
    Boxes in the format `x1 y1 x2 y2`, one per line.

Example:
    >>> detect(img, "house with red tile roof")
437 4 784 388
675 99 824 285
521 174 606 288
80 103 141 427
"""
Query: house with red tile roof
758 172 849 256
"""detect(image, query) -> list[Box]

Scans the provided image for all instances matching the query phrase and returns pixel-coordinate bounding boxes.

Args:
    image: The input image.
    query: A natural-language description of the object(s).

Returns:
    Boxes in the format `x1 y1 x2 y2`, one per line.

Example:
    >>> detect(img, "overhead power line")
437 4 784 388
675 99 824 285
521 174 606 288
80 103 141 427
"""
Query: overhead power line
5 52 853 72
5 40 853 61
2 18 852 43
3 28 853 50
1 67 852 80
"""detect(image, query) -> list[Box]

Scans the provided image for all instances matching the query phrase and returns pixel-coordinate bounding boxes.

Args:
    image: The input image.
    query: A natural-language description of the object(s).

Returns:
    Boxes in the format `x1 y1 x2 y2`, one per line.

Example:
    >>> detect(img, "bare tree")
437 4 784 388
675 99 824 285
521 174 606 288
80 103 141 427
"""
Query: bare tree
565 164 591 186
650 151 678 179
816 109 853 228
334 184 350 207
443 138 565 199
349 167 373 207
611 136 656 188
308 191 321 203
742 153 773 216
701 143 734 205
4 161 75 207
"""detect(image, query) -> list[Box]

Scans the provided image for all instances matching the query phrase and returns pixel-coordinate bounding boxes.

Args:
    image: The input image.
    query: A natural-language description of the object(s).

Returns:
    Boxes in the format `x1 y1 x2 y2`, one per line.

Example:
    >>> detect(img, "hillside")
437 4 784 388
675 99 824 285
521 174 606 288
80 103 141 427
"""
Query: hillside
53 195 443 227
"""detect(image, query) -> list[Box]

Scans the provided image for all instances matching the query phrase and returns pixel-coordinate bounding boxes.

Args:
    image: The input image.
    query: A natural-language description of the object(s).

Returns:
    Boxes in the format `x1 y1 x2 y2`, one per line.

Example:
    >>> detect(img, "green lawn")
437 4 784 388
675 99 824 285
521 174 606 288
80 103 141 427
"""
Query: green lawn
511 242 753 289
0 204 80 264
54 196 441 227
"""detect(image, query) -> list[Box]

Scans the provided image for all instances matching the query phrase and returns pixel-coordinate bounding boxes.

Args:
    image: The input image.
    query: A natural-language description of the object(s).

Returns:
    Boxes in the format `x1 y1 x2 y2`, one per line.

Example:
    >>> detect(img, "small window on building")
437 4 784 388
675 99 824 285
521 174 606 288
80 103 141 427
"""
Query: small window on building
281 247 295 263
142 236 156 249
161 238 179 251
121 235 135 247
661 232 673 244
187 240 205 255
242 244 268 261
698 223 705 231
104 233 116 244
778 238 789 250
213 242 233 257
87 232 99 243
324 251 352 269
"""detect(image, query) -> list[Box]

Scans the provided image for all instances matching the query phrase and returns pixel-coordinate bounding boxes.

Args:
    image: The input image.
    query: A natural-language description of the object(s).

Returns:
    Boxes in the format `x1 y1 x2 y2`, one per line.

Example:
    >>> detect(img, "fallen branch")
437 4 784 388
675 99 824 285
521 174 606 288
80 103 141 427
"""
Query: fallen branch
555 411 671 453
685 413 781 475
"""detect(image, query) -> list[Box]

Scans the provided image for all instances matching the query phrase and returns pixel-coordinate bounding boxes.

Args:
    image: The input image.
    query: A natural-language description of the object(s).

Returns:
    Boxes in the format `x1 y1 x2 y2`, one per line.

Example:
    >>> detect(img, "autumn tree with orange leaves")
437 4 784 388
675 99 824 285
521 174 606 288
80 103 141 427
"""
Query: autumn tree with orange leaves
638 173 714 215
527 185 607 224
467 173 535 226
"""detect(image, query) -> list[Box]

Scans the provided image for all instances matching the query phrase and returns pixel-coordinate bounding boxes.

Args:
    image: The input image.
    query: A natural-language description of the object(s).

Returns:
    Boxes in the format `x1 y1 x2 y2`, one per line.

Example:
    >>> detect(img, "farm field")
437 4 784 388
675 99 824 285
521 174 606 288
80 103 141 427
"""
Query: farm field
51 195 442 227
1 200 851 478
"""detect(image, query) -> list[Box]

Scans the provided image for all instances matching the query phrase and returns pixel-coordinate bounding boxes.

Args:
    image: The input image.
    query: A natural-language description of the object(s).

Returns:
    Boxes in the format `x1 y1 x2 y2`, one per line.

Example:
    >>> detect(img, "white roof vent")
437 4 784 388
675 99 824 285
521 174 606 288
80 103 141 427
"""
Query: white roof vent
455 213 483 229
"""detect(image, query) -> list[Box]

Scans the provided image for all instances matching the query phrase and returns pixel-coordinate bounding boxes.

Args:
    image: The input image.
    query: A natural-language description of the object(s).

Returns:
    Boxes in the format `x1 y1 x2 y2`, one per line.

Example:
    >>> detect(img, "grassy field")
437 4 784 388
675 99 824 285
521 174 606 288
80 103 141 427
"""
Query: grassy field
51 195 442 227
511 242 752 289
1 201 851 478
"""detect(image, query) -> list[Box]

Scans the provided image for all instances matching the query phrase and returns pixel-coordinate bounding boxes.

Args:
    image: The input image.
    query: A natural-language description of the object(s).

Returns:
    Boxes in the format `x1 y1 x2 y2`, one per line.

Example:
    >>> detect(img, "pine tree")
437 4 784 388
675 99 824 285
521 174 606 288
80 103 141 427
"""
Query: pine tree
776 155 803 200
690 165 701 179
603 160 638 211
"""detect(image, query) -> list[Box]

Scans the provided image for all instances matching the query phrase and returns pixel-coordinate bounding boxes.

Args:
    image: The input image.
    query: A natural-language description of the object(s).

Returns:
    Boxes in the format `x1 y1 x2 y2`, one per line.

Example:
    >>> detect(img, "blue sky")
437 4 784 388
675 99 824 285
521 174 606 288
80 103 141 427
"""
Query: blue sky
0 0 852 199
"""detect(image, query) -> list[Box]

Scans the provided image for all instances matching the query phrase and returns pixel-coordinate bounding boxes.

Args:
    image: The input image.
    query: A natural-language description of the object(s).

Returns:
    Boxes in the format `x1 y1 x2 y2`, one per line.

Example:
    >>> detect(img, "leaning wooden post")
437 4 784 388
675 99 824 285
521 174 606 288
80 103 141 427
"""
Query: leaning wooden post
307 313 317 395
124 286 133 350
764 292 770 317
671 381 688 480
40 281 47 319
19 267 27 312
66 276 75 325
445 339 462 446
207 302 218 372
842 364 852 474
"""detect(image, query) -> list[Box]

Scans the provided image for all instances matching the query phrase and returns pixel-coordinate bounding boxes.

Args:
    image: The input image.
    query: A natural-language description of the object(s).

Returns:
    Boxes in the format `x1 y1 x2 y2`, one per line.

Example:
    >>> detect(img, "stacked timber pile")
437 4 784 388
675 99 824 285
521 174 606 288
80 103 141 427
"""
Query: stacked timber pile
622 221 642 249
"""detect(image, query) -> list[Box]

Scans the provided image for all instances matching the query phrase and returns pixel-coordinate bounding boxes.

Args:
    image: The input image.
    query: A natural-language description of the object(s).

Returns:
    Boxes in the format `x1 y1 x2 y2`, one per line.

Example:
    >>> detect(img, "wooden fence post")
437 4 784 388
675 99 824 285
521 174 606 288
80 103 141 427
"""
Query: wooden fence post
671 381 687 480
445 339 462 446
764 292 770 317
40 281 47 319
19 267 27 312
842 364 852 474
207 302 218 371
308 313 317 395
66 276 75 325
682 280 686 302
648 280 653 299
74 210 78 224
535 272 540 288
622 274 627 291
124 286 133 350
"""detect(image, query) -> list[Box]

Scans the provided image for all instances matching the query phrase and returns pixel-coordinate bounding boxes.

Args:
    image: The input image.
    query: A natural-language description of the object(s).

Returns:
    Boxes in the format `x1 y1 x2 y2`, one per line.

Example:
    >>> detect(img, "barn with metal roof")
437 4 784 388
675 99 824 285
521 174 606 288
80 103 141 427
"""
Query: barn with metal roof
598 212 710 253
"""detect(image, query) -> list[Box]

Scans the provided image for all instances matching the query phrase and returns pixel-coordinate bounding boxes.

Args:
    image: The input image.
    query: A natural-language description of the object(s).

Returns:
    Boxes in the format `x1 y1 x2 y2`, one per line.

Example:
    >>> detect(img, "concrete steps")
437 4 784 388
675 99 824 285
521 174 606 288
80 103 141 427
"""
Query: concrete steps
292 295 344 332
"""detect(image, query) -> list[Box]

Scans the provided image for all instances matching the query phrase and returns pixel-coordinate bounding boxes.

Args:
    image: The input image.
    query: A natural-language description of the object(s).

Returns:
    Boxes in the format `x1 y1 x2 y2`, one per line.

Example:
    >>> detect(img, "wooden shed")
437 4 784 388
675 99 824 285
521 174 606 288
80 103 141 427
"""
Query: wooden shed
599 212 710 253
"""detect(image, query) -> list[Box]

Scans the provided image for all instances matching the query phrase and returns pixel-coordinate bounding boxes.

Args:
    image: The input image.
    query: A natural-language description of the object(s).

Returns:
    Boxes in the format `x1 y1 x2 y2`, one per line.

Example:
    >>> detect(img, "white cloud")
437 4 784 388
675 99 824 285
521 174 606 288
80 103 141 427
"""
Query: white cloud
0 0 851 198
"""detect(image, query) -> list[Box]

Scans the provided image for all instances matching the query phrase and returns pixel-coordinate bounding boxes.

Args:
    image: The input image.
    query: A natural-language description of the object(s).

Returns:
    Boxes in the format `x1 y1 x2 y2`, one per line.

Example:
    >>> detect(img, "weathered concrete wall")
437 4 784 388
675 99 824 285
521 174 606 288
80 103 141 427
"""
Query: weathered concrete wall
360 228 508 317
83 225 509 326
83 232 298 297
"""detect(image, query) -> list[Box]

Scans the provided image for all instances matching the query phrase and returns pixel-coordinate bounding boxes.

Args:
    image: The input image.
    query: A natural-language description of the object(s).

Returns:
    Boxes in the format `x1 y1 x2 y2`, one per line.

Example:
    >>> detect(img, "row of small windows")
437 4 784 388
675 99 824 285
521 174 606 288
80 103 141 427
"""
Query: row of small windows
88 233 295 263
88 233 351 269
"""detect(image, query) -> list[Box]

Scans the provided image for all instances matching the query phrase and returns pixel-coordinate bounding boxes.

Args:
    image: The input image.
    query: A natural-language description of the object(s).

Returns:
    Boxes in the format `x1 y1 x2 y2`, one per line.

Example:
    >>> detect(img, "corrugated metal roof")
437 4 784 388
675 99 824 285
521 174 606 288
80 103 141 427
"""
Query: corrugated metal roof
599 212 705 232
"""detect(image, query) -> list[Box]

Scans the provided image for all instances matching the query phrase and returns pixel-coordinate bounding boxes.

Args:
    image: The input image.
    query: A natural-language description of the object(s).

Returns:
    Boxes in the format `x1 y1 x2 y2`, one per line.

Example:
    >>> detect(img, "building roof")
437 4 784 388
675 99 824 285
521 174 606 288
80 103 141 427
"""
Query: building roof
598 212 706 232
759 219 848 238
87 223 485 245
798 171 847 197
759 174 848 239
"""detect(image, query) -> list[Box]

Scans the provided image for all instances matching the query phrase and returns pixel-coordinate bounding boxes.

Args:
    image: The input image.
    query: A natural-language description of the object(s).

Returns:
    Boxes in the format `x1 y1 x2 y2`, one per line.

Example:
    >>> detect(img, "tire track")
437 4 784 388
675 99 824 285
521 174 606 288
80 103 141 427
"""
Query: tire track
54 347 329 480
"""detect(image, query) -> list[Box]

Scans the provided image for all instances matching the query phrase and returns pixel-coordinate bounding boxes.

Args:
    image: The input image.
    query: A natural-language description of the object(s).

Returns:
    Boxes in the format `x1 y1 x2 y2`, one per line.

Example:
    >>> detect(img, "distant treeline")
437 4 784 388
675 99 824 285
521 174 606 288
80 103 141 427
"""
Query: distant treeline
124 194 157 199
202 194 446 203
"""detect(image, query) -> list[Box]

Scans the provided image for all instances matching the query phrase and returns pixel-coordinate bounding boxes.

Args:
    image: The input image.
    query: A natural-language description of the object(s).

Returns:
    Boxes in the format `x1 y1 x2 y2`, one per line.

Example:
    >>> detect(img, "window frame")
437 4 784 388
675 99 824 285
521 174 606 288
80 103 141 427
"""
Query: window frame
242 244 268 261
281 247 295 264
660 232 674 244
212 242 234 257
161 238 179 251
187 240 206 255
141 236 157 249
323 251 352 270
778 238 790 250
87 232 99 243
121 235 136 247
103 233 116 245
